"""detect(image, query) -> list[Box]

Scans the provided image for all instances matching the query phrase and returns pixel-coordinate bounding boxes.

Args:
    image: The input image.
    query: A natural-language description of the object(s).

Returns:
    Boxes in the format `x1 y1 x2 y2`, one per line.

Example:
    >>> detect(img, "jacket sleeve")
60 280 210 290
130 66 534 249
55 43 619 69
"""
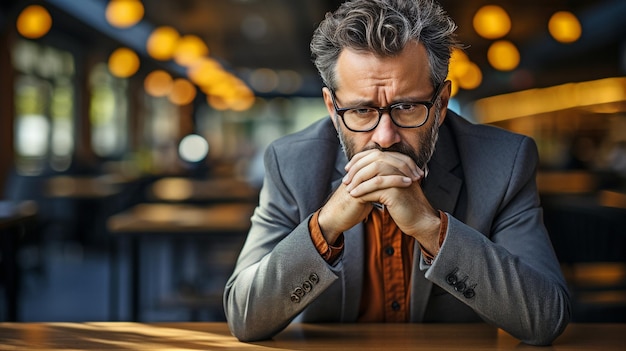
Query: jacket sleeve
222 143 341 342
424 136 571 346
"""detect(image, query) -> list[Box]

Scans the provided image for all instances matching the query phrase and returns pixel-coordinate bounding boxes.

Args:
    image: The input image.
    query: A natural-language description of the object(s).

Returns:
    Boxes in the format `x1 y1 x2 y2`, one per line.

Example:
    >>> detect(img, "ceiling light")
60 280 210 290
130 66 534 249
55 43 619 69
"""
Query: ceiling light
147 26 180 61
487 40 520 71
457 62 482 90
108 47 140 78
16 5 52 39
144 70 173 97
168 78 196 105
105 0 144 28
173 35 210 67
549 11 582 44
473 5 511 40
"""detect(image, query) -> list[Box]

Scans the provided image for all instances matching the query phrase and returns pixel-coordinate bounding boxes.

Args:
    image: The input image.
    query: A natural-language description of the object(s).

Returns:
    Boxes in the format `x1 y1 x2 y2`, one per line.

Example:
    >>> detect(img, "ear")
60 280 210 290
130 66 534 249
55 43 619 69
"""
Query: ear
322 87 339 130
436 80 452 126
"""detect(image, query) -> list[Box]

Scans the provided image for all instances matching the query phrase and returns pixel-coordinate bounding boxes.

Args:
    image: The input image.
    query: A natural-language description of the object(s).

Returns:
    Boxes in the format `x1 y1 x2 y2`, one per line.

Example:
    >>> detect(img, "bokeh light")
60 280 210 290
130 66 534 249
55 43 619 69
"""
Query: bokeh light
487 40 520 71
179 134 209 163
473 5 511 40
168 78 196 105
549 11 582 43
147 26 180 61
144 70 173 97
16 5 52 39
108 47 140 78
173 35 209 67
447 48 482 94
105 0 144 28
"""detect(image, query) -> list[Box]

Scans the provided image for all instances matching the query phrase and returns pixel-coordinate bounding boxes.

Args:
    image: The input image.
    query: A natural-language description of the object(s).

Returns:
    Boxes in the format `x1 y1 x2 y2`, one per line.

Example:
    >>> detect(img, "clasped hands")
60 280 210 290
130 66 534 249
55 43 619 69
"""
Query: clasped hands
318 149 441 255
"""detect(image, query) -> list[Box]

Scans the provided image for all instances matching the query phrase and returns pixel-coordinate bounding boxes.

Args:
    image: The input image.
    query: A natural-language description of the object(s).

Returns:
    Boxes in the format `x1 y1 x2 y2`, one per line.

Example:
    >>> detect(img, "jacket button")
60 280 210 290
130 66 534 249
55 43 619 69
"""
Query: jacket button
385 246 395 256
302 281 312 292
309 273 319 284
446 268 459 285
463 288 475 299
391 301 401 311
454 281 467 292
290 294 300 303
294 287 304 297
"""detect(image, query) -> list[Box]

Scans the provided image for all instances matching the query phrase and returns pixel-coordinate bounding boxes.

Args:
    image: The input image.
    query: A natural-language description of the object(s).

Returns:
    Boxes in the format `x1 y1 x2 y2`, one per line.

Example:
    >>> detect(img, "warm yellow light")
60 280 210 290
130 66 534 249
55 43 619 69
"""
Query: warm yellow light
473 5 511 40
447 48 481 91
108 47 140 78
457 62 482 90
147 26 180 61
144 70 173 97
16 5 52 39
187 58 223 87
473 77 626 123
168 78 196 105
208 95 230 111
549 11 582 43
173 35 209 67
105 0 144 28
487 40 520 71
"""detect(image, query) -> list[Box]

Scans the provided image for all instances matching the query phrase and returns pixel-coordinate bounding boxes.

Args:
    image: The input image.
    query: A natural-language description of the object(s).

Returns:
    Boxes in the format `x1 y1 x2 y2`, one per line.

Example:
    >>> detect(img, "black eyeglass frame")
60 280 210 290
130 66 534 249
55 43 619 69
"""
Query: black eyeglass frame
329 82 445 132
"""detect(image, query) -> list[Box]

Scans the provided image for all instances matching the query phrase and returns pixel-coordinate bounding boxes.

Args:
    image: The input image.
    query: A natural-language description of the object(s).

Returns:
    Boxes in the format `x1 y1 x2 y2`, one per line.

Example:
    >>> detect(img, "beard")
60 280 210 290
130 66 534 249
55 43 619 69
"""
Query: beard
336 107 441 170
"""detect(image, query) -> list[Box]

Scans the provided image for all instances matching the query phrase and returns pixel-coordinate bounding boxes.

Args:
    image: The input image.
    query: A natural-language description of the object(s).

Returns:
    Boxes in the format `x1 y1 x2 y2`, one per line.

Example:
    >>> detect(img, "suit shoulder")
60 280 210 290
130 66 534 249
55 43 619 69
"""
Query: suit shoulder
446 112 533 150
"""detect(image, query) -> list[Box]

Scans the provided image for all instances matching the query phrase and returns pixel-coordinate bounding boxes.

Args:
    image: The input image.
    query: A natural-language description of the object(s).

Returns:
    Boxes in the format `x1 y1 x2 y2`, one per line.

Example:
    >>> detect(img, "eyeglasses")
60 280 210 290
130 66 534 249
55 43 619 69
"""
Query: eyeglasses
329 83 444 132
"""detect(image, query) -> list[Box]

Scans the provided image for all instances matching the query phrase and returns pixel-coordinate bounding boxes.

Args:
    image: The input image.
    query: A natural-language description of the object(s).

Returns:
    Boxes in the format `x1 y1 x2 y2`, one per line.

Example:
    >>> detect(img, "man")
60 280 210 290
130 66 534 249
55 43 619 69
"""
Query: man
223 0 570 345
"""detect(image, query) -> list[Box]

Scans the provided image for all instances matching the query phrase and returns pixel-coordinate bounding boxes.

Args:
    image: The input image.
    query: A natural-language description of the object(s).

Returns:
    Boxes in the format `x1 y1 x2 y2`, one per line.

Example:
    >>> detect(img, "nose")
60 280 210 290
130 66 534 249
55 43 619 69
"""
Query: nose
370 112 401 148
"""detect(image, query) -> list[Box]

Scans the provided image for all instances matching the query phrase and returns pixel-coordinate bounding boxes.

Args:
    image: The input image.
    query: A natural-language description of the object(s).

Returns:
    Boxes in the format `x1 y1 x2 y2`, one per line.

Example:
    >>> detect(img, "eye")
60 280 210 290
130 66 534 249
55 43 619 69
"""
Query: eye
393 103 419 111
350 107 377 115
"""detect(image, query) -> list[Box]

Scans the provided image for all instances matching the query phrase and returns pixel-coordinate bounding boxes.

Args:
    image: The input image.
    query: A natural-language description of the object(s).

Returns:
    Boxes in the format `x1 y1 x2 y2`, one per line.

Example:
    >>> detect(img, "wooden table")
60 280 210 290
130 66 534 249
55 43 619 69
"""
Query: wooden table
107 203 256 321
0 200 37 321
0 322 623 350
147 177 259 203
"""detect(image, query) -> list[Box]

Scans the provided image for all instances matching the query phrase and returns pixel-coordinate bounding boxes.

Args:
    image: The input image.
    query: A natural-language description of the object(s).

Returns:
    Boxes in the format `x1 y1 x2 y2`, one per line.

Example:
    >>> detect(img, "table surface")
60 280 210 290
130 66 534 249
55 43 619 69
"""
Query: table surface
107 202 256 233
0 322 624 350
148 177 259 202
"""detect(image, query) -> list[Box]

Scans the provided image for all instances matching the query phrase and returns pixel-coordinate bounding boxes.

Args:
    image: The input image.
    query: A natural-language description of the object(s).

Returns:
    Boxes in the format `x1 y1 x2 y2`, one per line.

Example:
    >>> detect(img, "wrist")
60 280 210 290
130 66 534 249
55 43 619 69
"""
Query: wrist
318 206 342 244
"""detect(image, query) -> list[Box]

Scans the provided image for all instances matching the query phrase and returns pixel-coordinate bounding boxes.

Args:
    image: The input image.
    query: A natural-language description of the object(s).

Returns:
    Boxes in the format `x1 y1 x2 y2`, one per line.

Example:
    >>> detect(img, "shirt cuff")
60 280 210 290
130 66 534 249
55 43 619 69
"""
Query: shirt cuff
421 210 449 265
309 209 344 263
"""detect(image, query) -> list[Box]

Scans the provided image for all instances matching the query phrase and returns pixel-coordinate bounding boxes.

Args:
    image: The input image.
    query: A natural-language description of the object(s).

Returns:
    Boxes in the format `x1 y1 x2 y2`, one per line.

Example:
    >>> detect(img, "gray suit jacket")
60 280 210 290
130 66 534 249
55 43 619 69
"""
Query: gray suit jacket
224 112 570 345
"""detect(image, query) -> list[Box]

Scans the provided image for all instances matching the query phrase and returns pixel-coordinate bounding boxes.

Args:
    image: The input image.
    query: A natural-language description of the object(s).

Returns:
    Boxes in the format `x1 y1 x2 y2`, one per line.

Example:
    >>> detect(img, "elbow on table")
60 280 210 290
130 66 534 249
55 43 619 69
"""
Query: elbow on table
226 317 282 342
224 297 283 342
521 295 572 346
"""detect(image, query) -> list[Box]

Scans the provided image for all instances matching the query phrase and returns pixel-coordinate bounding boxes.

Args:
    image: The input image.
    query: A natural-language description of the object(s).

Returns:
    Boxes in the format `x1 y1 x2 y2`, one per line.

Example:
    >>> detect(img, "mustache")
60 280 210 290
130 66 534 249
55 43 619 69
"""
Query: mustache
364 142 415 156
362 142 425 170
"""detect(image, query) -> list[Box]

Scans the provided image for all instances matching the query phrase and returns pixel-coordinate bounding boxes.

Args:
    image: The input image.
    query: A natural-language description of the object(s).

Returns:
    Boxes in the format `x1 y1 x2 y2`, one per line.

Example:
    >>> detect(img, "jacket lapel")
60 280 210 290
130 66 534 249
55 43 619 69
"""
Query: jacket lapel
410 118 463 322
330 147 365 321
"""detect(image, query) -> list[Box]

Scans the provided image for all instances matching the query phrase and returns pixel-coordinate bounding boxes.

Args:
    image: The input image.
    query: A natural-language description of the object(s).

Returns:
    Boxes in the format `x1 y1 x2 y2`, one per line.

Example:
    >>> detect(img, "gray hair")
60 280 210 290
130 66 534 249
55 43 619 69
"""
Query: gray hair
311 0 461 91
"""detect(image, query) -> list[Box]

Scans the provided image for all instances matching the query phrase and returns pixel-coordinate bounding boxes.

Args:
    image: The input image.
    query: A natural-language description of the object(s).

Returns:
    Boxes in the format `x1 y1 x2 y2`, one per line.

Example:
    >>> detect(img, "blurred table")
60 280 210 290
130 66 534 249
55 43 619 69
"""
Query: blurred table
0 200 37 321
147 177 259 203
45 174 128 198
107 202 256 321
0 322 624 350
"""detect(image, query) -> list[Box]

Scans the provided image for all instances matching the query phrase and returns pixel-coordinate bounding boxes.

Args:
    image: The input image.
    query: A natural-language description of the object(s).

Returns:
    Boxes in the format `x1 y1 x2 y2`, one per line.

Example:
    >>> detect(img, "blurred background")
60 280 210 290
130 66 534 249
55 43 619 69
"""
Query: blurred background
0 0 625 323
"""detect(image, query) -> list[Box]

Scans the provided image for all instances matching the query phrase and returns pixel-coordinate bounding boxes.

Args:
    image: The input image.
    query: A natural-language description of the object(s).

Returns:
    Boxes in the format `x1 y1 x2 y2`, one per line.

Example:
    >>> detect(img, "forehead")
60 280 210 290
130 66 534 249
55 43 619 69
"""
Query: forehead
334 41 432 97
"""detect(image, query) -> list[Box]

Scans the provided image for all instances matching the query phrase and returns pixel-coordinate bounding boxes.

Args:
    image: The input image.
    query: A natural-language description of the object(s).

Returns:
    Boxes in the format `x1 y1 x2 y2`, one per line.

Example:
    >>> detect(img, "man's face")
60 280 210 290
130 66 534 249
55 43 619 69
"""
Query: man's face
323 41 450 169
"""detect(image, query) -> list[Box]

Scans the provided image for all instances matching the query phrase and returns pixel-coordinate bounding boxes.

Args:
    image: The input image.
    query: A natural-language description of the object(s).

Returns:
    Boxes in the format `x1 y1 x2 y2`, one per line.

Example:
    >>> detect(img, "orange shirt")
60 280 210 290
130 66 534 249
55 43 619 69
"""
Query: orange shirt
309 207 447 322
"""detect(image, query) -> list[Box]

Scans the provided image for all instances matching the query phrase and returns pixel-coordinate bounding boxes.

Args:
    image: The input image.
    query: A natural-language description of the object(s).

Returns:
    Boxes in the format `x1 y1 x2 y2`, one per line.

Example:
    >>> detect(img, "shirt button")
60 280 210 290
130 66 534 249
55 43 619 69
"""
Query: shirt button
385 246 395 256
391 301 400 311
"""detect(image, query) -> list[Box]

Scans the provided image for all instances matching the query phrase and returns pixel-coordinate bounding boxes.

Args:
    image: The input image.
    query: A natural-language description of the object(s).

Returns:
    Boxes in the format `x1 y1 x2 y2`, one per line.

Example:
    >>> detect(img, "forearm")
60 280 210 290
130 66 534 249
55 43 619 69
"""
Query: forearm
224 219 339 342
425 214 571 345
